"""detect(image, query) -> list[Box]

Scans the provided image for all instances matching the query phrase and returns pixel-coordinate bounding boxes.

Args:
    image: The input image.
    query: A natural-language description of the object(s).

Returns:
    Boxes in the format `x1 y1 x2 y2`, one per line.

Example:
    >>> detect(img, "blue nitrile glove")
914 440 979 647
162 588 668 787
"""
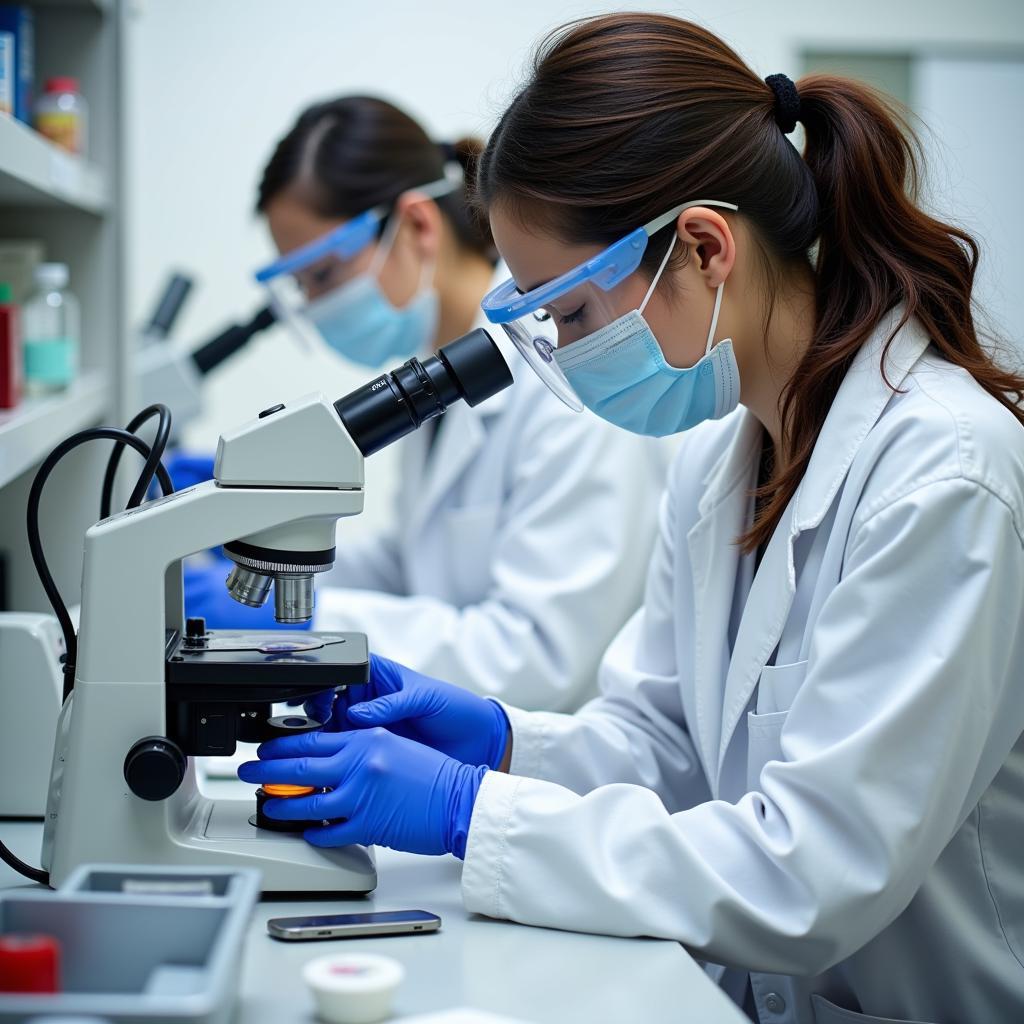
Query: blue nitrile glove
305 654 509 769
183 557 312 631
238 729 485 858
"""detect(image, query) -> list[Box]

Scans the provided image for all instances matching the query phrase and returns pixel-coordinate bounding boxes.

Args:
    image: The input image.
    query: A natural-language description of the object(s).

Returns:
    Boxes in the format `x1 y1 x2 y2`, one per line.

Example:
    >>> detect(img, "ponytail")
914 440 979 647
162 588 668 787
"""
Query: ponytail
478 12 1024 552
756 74 1024 552
437 136 498 264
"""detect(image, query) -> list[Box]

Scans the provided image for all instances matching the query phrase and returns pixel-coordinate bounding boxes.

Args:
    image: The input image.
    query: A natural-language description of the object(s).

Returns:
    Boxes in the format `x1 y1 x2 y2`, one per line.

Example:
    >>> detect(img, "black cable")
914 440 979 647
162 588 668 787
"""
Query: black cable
11 421 176 888
29 427 174 691
99 404 173 519
0 834 49 886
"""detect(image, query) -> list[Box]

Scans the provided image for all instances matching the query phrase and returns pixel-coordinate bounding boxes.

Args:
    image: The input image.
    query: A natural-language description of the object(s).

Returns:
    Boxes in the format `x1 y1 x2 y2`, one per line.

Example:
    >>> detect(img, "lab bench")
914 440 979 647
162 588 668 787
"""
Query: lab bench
0 811 747 1024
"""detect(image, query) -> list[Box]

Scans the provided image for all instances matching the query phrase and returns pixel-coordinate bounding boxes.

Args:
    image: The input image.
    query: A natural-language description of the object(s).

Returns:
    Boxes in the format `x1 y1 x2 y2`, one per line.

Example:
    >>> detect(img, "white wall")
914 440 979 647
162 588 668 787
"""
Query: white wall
915 55 1024 353
125 0 1024 531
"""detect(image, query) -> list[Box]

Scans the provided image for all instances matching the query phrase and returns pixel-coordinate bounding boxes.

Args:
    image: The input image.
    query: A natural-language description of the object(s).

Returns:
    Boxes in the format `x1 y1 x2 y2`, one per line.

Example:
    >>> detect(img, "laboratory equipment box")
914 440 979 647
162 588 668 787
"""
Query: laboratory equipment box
0 863 259 1023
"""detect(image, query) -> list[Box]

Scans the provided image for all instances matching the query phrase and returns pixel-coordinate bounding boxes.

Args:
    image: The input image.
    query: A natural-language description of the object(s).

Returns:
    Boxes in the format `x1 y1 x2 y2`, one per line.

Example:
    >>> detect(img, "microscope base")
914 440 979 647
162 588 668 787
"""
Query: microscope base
48 784 376 895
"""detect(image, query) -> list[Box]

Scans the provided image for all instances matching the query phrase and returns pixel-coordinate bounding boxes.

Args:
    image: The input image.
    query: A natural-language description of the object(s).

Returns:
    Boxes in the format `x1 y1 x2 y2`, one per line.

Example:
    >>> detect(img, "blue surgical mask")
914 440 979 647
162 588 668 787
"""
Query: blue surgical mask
307 274 439 368
552 238 740 436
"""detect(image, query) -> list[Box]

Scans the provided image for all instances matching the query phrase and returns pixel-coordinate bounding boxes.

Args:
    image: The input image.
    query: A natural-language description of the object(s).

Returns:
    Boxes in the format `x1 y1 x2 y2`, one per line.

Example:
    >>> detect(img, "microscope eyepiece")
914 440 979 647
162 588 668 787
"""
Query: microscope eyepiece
334 328 513 457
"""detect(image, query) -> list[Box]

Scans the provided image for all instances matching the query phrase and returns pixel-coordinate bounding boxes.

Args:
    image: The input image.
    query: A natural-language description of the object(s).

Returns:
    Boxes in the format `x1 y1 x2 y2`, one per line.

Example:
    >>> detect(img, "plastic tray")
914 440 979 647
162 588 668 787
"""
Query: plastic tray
0 864 259 1023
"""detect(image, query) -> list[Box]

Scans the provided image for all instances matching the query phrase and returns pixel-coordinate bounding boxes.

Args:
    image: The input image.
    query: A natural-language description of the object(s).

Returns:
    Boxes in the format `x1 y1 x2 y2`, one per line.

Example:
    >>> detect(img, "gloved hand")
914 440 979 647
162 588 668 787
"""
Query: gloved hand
238 729 485 857
305 654 510 769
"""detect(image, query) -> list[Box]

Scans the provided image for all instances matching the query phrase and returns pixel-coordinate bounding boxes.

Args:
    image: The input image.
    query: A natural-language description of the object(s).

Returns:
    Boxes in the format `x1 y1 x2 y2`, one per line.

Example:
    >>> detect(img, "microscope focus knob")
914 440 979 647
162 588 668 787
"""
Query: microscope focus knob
123 736 187 801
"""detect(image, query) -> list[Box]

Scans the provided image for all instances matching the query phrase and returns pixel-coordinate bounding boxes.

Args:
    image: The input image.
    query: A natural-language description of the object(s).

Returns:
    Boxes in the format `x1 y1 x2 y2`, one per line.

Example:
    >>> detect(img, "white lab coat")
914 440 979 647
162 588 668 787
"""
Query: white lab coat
314 271 666 711
461 309 1024 1023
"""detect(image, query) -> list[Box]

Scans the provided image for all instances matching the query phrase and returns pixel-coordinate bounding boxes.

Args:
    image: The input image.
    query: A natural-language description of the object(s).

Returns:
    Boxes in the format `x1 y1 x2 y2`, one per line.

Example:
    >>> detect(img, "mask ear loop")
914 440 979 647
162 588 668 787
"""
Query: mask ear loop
705 280 725 356
639 236 677 315
416 252 437 294
368 211 402 278
369 195 437 301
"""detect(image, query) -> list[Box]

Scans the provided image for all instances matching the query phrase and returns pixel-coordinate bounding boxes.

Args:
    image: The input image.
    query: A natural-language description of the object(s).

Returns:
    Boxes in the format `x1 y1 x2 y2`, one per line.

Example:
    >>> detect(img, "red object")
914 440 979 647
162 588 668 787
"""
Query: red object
44 77 80 95
0 934 61 993
0 286 21 410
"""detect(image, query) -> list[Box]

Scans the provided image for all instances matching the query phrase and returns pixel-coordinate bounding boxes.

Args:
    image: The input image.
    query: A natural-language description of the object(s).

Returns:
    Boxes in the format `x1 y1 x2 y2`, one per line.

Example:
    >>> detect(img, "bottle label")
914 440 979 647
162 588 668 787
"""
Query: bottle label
36 111 82 154
24 337 75 385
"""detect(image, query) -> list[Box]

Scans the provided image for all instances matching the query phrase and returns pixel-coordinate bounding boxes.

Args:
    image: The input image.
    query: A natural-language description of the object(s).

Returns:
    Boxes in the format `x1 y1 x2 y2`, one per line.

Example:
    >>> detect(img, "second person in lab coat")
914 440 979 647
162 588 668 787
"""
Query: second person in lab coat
254 96 664 710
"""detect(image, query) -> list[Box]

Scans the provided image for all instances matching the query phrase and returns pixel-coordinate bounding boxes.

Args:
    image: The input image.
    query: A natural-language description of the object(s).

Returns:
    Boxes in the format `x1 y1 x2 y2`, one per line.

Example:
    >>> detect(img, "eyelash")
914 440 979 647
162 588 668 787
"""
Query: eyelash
559 306 585 325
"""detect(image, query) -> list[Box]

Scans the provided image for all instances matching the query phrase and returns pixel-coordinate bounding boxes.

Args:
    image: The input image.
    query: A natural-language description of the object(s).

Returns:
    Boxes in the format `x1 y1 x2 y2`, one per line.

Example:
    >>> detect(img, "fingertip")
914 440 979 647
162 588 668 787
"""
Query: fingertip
237 761 264 783
302 826 331 847
257 731 337 760
303 821 355 848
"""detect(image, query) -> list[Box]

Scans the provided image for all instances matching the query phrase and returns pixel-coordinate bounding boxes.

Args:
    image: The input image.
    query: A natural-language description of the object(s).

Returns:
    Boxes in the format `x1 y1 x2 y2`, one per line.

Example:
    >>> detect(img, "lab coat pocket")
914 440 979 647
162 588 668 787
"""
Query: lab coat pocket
746 709 789 792
442 504 501 604
811 994 939 1024
755 659 808 714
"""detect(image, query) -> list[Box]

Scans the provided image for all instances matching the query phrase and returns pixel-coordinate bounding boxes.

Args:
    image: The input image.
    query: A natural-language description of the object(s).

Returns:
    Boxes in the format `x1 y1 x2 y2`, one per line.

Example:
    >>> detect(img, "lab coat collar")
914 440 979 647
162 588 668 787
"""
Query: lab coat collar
793 306 931 532
467 261 517 421
404 399 487 540
405 265 514 536
697 411 764 518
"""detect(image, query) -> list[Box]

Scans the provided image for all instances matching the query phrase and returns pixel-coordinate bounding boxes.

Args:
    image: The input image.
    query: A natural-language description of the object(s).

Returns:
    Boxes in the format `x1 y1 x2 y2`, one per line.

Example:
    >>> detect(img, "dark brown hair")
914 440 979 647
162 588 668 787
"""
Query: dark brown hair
258 95 496 262
478 14 1024 551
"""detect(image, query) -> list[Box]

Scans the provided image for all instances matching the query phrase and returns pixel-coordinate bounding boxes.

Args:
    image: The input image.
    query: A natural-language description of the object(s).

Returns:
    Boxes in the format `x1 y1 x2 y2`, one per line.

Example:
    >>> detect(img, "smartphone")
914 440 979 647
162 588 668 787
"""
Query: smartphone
267 909 441 941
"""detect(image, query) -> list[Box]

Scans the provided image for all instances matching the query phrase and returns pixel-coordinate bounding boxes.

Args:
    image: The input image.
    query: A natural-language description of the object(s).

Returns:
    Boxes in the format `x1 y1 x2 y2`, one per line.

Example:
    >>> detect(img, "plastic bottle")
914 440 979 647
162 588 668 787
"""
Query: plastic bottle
0 282 22 409
23 263 79 396
35 76 87 157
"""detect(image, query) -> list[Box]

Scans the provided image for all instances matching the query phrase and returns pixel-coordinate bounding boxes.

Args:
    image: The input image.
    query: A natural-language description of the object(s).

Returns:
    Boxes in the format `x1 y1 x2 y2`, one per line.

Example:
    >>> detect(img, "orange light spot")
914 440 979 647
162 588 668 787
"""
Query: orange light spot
262 784 315 797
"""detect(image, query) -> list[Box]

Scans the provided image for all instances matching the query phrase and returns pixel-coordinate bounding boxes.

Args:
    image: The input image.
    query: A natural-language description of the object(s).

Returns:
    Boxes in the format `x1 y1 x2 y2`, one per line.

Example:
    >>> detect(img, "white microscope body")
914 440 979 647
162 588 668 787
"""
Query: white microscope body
43 394 376 893
41 327 511 894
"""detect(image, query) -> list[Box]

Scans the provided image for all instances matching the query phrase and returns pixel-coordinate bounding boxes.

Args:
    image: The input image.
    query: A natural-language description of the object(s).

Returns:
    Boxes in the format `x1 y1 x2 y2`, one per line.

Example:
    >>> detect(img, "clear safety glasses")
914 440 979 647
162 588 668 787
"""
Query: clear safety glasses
254 167 461 350
481 199 738 409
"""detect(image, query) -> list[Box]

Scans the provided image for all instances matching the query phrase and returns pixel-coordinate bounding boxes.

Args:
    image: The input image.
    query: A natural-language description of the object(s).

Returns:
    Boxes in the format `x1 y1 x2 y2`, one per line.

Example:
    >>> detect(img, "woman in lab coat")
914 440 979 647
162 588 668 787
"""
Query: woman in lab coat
239 17 1024 1024
235 95 663 710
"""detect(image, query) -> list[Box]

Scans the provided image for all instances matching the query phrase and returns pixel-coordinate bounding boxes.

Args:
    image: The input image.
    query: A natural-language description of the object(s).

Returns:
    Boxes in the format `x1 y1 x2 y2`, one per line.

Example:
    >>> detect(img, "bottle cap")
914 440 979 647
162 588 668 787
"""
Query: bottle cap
0 282 12 303
45 77 80 95
0 934 61 993
36 263 69 290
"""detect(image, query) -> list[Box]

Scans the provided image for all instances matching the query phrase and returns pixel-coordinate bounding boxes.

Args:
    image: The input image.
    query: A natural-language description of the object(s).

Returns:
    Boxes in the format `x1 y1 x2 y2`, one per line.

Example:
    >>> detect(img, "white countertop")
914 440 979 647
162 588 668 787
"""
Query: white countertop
1 805 747 1023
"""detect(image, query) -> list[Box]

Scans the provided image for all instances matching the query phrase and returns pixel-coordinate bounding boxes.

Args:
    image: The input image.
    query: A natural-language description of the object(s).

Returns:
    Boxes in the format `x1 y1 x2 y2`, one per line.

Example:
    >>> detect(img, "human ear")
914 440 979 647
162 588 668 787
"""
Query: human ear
675 208 735 288
394 192 443 263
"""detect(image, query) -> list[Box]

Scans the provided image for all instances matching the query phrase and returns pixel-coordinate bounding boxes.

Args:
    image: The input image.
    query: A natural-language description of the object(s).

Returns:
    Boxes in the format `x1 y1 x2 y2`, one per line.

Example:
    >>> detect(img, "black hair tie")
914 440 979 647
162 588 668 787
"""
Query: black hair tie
437 140 459 164
765 73 801 134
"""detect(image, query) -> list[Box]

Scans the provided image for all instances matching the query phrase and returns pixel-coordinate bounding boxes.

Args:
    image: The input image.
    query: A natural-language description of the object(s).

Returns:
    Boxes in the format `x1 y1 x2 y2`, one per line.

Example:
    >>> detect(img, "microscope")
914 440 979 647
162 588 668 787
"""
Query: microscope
40 329 513 893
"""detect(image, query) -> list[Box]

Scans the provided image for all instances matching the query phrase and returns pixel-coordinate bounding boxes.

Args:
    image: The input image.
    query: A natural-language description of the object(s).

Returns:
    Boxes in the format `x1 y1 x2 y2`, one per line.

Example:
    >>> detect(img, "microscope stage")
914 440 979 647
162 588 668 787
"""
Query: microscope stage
165 629 369 701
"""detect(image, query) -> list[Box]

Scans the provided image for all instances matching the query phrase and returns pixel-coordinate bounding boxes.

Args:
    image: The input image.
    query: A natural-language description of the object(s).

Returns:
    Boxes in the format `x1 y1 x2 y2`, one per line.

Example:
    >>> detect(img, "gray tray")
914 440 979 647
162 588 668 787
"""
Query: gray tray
0 864 259 1024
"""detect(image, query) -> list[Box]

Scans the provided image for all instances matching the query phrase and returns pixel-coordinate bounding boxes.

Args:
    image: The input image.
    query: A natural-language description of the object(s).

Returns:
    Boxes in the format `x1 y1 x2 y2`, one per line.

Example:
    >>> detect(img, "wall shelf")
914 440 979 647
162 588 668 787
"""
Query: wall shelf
0 370 108 489
0 116 108 214
25 0 109 13
0 0 127 613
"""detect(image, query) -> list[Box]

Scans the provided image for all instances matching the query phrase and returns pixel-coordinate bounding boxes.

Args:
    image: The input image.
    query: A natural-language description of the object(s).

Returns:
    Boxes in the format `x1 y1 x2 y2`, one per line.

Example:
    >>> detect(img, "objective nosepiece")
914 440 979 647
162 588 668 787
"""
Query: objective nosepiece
223 541 334 623
225 564 273 608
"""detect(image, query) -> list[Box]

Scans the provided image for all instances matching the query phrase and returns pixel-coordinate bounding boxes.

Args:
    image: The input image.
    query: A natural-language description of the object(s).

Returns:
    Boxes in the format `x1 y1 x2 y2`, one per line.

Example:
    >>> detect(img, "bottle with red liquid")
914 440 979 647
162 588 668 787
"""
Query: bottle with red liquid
0 281 22 410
